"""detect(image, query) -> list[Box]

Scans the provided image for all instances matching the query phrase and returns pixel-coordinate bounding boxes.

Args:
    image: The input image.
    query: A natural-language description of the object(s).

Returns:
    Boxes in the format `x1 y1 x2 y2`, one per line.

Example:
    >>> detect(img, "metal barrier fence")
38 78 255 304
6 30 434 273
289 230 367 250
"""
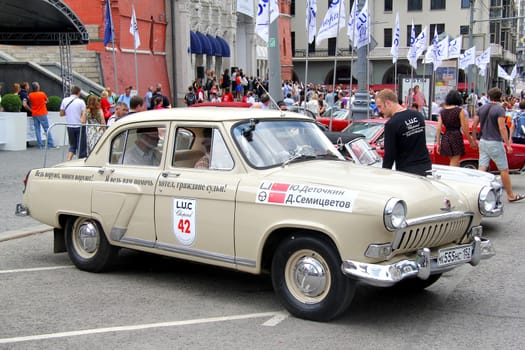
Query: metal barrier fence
44 122 105 167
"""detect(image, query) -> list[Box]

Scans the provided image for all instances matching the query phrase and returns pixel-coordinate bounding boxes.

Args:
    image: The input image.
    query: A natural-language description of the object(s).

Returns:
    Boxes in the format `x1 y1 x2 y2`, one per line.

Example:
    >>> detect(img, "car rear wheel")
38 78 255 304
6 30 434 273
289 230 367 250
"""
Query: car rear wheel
271 234 356 321
461 161 478 170
65 217 118 272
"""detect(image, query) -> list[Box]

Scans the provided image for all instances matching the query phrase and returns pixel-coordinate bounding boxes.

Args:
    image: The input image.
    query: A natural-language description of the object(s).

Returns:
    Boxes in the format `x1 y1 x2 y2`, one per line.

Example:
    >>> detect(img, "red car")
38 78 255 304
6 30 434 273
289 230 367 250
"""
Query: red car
344 118 525 173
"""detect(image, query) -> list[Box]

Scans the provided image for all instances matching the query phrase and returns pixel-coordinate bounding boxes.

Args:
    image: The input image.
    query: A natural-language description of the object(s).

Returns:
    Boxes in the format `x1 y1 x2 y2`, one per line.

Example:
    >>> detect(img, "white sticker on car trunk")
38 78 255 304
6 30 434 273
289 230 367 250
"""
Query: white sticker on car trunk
173 198 196 245
256 182 356 212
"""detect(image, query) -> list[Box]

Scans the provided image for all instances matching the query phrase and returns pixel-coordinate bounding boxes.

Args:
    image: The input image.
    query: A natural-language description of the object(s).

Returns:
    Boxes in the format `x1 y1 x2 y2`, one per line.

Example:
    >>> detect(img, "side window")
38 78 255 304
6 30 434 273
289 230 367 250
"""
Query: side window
109 126 164 166
172 127 233 170
110 131 127 164
210 129 234 170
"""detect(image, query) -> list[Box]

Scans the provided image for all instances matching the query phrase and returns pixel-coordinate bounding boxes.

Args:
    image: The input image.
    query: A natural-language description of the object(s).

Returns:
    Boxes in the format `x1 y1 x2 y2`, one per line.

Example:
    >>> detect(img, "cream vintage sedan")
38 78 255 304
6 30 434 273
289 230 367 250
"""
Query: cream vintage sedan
16 107 497 321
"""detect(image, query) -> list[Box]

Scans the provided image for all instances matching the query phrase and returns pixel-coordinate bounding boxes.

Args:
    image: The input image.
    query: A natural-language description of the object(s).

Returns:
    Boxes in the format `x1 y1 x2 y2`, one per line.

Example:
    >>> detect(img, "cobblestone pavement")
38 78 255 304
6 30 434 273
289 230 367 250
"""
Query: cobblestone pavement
0 145 69 236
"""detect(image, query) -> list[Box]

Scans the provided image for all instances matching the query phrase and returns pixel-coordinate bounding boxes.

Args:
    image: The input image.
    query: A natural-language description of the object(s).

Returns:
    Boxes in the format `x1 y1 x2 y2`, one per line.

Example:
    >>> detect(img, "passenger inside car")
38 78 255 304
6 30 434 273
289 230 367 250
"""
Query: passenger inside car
120 127 162 166
194 128 212 169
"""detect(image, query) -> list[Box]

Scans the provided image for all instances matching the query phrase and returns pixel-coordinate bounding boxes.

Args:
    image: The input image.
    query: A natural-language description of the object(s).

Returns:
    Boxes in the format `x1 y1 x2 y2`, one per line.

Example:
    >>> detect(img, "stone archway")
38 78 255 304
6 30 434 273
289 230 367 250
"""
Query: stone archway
381 63 412 84
324 65 358 86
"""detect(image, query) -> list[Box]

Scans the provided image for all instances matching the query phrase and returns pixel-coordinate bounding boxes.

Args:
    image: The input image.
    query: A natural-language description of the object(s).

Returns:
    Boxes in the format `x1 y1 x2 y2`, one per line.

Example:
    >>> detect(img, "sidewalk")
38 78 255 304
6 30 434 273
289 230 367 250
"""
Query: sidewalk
0 146 68 238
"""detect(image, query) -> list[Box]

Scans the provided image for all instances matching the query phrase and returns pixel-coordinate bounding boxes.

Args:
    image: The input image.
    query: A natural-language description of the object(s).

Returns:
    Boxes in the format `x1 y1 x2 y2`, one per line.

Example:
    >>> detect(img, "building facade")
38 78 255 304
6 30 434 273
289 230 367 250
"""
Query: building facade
291 0 517 94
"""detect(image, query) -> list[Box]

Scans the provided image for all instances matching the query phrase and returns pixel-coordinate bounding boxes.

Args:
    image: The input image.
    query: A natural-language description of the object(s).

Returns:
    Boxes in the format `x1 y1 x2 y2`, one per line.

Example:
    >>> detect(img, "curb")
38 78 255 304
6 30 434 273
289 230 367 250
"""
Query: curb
0 224 52 242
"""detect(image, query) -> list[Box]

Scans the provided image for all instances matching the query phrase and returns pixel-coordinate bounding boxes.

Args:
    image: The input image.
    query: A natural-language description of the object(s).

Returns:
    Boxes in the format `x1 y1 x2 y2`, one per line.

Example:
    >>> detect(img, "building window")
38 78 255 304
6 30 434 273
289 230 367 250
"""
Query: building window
461 0 470 8
328 37 336 56
429 24 445 44
291 32 295 57
460 25 469 35
384 28 392 47
290 0 295 16
309 40 316 53
384 0 393 12
408 0 422 11
431 0 446 10
406 24 422 46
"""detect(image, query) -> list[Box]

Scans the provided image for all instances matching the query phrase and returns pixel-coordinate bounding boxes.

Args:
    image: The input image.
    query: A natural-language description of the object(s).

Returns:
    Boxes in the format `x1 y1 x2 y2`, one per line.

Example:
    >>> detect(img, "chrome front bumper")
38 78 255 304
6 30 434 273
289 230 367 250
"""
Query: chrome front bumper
341 236 495 287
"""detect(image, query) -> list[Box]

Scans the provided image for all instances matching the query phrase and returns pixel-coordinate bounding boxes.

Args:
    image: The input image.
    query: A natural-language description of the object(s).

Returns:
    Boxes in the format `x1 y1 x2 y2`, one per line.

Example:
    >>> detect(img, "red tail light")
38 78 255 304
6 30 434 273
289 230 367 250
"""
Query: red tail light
22 171 30 193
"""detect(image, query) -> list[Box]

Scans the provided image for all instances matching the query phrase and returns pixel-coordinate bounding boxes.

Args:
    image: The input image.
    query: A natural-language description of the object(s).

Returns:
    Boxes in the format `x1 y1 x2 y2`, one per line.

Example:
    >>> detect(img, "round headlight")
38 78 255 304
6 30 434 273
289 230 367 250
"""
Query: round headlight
479 187 497 214
384 198 407 231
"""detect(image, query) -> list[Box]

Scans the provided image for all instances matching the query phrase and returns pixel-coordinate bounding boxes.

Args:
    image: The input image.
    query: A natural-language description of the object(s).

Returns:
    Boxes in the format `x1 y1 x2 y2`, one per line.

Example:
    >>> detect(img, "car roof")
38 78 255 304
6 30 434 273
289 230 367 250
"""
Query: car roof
114 107 312 124
190 101 253 108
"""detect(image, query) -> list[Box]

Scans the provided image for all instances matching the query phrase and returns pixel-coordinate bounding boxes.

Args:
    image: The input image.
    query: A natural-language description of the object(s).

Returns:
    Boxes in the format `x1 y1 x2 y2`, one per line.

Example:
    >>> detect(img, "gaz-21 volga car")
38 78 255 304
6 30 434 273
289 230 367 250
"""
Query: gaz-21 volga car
16 107 497 321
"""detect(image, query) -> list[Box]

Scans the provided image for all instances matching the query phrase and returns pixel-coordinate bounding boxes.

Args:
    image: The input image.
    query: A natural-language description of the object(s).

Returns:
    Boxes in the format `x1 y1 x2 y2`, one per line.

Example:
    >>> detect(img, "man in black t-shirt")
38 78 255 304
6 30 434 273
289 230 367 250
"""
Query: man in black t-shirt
151 83 171 108
18 82 31 116
376 89 432 176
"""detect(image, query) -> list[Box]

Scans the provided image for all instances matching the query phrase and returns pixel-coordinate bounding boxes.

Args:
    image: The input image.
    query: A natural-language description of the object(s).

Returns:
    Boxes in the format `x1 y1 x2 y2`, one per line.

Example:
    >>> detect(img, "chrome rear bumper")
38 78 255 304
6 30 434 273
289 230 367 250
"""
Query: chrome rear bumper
15 203 29 217
341 236 495 287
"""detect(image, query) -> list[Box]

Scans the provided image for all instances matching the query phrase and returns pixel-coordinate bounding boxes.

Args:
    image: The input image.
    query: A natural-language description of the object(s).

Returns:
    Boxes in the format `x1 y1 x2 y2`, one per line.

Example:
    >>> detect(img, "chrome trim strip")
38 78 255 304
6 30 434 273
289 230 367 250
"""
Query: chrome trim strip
235 257 257 267
119 237 155 248
155 242 238 265
115 236 257 267
341 236 495 287
404 211 473 227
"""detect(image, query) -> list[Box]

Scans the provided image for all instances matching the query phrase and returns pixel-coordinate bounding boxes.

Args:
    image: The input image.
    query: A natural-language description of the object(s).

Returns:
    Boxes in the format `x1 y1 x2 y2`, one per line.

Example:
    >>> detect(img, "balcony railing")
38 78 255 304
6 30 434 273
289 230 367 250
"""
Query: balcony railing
294 48 356 58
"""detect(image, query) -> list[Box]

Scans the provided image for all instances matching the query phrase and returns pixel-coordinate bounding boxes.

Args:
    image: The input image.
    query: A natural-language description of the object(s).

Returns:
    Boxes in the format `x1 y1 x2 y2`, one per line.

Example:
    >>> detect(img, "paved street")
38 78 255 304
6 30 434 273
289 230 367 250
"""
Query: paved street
0 146 68 237
1 147 525 349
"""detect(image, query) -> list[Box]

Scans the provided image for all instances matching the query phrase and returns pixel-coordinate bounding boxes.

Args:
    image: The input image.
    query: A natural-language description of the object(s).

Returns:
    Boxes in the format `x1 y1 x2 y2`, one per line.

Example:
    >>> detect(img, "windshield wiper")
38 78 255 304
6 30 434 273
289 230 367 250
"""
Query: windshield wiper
282 153 316 167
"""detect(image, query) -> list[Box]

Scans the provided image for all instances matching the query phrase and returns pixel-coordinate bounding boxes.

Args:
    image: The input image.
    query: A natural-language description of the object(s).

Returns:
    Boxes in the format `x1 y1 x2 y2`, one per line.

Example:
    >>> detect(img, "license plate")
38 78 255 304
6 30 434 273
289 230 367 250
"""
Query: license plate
437 246 472 267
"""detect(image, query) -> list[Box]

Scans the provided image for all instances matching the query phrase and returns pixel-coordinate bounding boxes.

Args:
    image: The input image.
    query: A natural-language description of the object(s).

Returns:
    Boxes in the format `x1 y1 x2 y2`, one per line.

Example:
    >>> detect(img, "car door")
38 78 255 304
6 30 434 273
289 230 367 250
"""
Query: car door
154 124 240 268
92 123 167 248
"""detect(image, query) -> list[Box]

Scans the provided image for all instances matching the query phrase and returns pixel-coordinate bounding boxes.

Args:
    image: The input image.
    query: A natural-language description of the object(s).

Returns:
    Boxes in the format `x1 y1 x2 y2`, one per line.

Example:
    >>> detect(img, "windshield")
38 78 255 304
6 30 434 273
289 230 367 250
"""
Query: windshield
232 119 344 168
343 137 382 166
343 122 384 142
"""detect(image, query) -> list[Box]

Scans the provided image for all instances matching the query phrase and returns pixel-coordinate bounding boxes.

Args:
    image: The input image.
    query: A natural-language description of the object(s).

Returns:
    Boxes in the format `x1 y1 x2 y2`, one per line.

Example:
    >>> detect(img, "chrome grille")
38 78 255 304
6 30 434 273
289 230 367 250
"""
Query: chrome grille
392 216 471 254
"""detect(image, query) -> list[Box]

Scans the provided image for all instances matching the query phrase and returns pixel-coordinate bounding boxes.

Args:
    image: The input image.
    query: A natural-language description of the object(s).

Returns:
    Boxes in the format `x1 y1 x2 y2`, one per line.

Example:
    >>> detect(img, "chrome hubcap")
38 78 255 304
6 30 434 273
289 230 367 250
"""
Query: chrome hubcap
293 256 327 298
77 221 99 254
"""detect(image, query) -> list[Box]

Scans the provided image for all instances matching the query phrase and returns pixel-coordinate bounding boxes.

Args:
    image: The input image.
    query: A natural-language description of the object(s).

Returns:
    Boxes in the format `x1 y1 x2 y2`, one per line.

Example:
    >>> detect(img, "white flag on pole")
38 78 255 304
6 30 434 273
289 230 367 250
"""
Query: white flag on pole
458 46 476 70
434 36 449 71
423 44 434 64
498 65 511 80
354 0 370 49
306 0 317 44
510 64 518 80
347 0 358 45
129 4 140 49
479 65 487 77
448 35 462 59
316 0 346 46
414 26 428 58
390 12 400 63
476 47 491 69
407 19 417 69
255 0 279 43
430 27 441 69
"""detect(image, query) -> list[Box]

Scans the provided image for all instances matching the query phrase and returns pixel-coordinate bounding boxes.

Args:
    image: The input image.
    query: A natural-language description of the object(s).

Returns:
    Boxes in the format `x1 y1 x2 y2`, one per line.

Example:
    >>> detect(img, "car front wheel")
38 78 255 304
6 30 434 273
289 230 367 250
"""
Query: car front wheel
65 217 118 272
271 234 356 321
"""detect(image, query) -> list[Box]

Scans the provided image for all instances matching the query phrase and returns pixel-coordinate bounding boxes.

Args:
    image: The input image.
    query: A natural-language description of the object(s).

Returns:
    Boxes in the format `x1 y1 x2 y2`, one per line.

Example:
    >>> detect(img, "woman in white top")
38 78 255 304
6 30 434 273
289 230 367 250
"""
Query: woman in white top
306 93 320 117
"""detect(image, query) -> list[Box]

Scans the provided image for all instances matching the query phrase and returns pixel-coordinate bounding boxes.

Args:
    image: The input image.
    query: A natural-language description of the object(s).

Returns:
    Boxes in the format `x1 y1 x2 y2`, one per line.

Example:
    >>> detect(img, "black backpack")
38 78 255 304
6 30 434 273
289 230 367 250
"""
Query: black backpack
185 92 196 106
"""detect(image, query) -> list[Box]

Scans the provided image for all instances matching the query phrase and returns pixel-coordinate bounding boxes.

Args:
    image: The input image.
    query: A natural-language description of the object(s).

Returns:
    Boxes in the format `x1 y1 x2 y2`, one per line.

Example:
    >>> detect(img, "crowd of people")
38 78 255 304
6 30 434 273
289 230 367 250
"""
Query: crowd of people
5 73 525 203
377 86 525 203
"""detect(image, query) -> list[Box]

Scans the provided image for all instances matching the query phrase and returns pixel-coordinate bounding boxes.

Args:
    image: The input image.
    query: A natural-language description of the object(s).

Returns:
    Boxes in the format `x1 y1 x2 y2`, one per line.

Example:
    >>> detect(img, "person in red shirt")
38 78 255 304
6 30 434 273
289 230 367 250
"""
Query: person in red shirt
100 90 112 120
28 81 57 149
221 88 234 103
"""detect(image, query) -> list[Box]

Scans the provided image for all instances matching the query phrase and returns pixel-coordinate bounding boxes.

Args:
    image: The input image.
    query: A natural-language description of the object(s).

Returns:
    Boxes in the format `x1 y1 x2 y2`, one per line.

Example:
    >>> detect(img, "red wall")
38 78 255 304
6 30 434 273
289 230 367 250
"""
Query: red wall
63 0 171 100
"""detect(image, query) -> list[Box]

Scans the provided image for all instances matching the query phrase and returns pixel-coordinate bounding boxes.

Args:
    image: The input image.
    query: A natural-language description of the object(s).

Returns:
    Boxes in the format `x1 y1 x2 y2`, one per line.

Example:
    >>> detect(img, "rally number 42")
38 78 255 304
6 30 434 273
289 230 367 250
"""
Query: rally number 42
177 219 191 234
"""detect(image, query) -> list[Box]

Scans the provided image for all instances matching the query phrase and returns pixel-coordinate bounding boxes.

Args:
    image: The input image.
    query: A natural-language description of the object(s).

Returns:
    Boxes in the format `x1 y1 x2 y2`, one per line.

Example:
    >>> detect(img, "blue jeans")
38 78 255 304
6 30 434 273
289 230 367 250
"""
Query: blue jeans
32 115 55 148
